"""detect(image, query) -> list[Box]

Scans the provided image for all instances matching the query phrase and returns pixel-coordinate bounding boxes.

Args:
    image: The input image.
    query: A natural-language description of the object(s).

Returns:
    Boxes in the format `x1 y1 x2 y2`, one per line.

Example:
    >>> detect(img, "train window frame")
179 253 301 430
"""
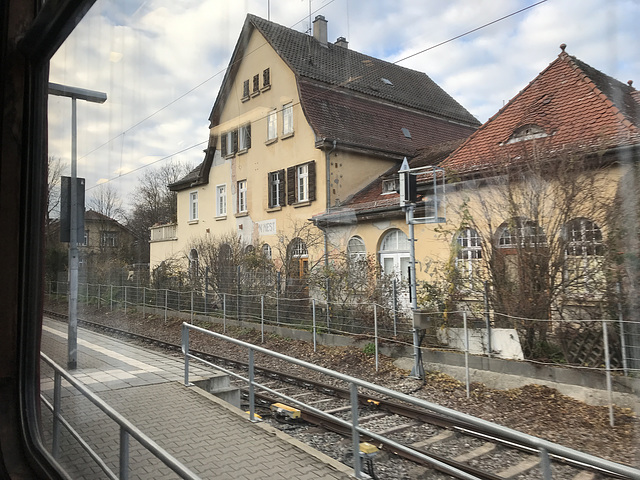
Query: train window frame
3 0 100 478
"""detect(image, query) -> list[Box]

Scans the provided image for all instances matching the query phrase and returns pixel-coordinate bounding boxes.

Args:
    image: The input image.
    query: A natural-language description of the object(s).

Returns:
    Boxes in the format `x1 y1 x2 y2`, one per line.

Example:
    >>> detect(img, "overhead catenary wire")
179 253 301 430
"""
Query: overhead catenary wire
85 1 547 189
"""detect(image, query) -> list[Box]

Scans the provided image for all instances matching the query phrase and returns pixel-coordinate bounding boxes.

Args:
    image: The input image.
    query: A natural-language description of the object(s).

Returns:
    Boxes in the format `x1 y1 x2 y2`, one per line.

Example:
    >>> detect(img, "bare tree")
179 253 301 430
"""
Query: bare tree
46 156 67 225
443 145 615 357
127 160 193 241
88 183 125 221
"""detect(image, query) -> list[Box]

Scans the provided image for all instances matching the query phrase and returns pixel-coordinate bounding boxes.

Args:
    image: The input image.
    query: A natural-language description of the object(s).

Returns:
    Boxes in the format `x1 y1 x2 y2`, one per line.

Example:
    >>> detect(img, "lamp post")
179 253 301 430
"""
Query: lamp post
49 83 106 370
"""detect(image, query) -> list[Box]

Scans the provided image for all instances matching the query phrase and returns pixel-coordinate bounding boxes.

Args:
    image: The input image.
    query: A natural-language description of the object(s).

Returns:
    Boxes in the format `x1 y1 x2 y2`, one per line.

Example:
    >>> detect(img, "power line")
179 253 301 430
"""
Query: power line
83 0 545 189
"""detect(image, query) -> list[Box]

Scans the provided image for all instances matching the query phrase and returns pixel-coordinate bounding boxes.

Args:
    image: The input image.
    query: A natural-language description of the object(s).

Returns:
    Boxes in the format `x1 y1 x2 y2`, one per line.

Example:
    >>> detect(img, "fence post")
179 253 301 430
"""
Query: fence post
86 282 89 304
538 447 552 480
164 289 168 323
602 320 615 427
484 281 492 358
374 304 379 372
110 285 113 311
312 299 317 352
325 277 330 333
204 266 209 316
392 278 398 337
617 282 628 376
182 323 190 385
142 287 146 317
223 293 227 333
236 265 241 320
463 311 470 399
97 284 101 309
276 271 280 325
124 285 127 315
190 290 194 324
261 295 264 344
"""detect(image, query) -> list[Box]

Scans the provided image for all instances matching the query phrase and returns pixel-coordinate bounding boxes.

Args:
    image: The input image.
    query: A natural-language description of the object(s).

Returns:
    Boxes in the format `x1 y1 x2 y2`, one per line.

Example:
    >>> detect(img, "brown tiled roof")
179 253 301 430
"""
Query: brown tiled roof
299 80 476 157
440 48 640 176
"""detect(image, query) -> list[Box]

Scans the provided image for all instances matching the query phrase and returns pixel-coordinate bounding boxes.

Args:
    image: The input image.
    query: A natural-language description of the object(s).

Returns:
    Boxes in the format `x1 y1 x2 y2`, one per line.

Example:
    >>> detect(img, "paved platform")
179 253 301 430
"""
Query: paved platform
40 317 353 479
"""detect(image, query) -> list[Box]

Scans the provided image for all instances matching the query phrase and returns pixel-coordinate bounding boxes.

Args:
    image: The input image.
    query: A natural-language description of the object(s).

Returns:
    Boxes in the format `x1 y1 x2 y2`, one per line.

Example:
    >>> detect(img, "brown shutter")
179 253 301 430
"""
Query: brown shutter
287 166 295 205
246 124 251 149
221 133 227 156
232 130 238 153
278 169 286 206
308 161 316 202
267 172 274 208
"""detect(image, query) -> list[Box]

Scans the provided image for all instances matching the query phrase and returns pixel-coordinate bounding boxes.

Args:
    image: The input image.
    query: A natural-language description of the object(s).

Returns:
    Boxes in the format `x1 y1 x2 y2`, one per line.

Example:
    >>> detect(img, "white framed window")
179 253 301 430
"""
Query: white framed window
225 132 234 155
101 231 118 247
297 164 309 202
238 124 251 151
347 236 366 263
498 218 545 248
269 170 284 208
189 191 198 221
267 109 277 141
79 230 89 246
282 102 293 135
237 180 247 213
216 184 226 217
382 178 397 194
262 243 272 260
455 228 482 277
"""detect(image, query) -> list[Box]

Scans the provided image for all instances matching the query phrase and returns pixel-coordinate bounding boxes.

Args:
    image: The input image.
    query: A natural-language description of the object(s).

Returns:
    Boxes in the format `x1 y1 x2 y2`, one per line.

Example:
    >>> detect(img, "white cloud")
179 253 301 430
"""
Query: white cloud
48 0 640 212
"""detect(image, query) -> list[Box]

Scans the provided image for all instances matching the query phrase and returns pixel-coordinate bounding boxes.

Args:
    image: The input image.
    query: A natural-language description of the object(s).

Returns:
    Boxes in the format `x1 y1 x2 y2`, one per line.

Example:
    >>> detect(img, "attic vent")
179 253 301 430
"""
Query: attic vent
503 124 547 145
401 127 412 139
381 78 393 86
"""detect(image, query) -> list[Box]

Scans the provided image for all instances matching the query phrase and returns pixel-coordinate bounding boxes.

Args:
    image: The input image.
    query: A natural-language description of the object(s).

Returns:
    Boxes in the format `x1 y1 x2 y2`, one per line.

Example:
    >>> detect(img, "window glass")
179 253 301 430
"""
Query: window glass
297 164 308 202
283 102 293 135
216 184 226 216
189 191 198 221
237 180 247 213
267 109 277 141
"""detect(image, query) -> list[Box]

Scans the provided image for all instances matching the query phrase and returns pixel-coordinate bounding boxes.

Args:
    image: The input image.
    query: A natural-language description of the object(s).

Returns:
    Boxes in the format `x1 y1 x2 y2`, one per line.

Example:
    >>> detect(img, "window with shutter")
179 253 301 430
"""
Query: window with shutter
221 133 227 156
242 79 250 99
263 68 270 88
287 166 295 205
268 169 286 208
252 74 259 94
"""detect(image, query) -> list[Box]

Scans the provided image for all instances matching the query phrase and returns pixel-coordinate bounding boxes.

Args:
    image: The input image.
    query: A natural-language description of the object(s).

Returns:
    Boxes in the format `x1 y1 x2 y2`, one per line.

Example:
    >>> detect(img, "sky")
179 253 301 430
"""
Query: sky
48 0 640 213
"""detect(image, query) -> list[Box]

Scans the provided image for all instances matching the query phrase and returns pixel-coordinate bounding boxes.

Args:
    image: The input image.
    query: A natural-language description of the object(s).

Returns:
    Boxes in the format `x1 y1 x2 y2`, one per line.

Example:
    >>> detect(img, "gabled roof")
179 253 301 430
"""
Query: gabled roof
440 46 640 176
208 14 479 148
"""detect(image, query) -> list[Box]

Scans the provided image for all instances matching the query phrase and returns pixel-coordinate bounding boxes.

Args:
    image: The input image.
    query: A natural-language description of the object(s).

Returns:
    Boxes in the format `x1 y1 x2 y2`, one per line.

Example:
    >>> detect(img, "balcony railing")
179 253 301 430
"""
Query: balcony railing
150 223 177 242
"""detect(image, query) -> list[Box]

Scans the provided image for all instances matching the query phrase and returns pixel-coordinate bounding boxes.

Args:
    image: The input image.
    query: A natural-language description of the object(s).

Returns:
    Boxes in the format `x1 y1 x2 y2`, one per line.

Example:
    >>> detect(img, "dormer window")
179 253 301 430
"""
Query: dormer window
503 124 548 145
382 178 397 194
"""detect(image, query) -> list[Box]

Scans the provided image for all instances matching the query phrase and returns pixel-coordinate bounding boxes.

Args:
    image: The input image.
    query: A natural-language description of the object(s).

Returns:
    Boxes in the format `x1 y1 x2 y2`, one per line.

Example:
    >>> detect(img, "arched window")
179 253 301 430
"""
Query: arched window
244 245 254 254
498 218 545 248
287 238 309 296
379 229 410 281
455 228 481 277
347 236 366 263
189 249 199 278
262 243 272 260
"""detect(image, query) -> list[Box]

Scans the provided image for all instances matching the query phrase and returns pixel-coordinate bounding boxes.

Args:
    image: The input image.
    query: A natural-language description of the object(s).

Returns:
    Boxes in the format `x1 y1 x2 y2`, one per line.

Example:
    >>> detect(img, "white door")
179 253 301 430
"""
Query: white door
380 230 411 309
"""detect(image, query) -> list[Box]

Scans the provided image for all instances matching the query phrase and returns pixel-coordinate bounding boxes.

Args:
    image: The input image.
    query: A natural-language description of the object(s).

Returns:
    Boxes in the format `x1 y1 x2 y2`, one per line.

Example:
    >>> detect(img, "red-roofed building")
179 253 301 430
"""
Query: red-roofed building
314 45 640 326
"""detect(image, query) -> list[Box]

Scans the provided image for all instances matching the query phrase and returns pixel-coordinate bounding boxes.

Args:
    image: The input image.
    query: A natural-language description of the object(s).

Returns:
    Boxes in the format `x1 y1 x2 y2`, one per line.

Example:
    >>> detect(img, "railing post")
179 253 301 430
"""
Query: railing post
236 265 241 320
312 299 317 352
538 447 552 480
182 324 190 386
261 295 264 344
325 277 330 333
463 311 470 399
248 348 256 422
350 382 362 478
52 371 62 459
374 304 379 372
120 427 130 480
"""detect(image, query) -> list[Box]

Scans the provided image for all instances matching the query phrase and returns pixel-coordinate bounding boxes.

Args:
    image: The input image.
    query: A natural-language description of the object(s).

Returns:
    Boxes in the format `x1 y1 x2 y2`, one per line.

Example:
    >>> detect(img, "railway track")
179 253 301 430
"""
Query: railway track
43 309 639 480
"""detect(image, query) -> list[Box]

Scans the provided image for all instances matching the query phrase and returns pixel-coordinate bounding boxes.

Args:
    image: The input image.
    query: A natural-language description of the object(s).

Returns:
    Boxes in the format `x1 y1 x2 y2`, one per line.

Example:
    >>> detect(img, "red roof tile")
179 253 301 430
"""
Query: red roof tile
440 49 640 176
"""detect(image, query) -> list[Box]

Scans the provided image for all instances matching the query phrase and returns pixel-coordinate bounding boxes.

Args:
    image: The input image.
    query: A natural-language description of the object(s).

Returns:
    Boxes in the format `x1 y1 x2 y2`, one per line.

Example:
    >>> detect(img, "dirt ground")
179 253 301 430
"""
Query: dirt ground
49 302 639 468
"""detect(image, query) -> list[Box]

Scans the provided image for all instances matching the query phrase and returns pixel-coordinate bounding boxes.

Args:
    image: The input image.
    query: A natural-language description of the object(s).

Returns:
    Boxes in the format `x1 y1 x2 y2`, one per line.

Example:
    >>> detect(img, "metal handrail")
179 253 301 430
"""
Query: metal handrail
40 353 201 480
182 322 640 480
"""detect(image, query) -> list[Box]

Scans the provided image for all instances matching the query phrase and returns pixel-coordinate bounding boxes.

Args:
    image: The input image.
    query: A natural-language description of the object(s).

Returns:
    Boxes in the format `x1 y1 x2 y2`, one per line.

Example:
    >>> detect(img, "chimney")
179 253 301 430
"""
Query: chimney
313 15 328 47
335 36 348 48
